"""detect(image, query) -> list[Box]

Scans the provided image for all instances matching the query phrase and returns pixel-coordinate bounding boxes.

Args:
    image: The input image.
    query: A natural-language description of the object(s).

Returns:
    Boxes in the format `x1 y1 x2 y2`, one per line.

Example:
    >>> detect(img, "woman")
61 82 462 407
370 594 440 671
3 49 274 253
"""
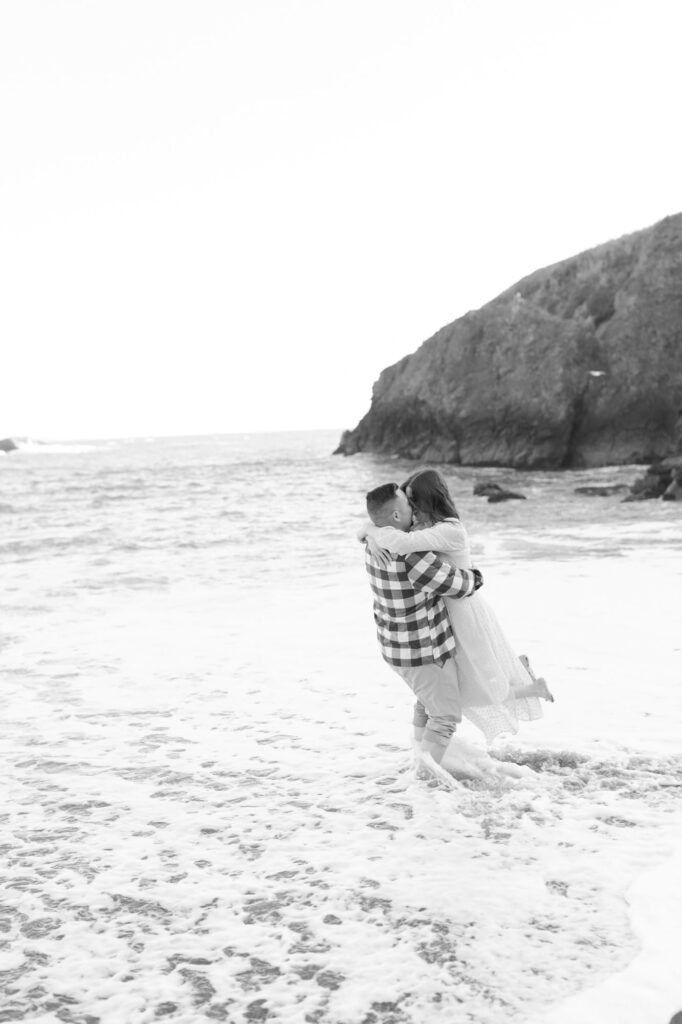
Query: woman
361 468 553 745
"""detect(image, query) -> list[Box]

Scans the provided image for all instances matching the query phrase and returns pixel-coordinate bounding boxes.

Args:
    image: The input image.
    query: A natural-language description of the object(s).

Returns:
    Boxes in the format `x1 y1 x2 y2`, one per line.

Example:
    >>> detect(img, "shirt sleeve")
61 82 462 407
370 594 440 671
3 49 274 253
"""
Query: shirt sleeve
404 551 481 598
370 520 467 555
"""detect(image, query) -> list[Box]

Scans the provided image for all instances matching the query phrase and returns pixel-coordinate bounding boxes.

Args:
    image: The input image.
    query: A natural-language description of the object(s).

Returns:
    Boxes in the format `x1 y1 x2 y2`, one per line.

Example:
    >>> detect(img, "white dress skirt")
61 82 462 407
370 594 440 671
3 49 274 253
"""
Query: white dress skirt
370 517 543 745
446 588 542 745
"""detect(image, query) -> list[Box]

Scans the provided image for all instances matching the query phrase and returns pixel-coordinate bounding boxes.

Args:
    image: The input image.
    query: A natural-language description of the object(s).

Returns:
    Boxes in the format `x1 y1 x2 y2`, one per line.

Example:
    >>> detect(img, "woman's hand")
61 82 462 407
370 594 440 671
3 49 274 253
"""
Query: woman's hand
365 534 392 569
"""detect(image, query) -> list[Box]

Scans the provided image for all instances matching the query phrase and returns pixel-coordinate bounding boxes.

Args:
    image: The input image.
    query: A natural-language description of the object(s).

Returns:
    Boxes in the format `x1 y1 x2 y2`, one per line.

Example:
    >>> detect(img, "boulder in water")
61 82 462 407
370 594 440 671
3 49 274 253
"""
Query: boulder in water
0 438 18 453
574 484 629 496
663 478 682 501
474 481 504 497
474 481 526 502
623 456 682 501
487 489 527 503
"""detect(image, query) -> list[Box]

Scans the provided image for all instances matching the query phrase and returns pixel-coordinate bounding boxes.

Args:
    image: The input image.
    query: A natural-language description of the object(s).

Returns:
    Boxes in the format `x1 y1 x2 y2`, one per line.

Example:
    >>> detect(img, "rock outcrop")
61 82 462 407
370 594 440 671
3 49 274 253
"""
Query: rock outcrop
336 214 682 468
0 438 18 453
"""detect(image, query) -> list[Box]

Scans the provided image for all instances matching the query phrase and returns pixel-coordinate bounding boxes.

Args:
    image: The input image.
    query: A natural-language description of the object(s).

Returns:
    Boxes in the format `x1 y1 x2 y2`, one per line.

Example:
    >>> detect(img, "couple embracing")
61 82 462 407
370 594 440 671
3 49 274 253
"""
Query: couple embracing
360 468 552 774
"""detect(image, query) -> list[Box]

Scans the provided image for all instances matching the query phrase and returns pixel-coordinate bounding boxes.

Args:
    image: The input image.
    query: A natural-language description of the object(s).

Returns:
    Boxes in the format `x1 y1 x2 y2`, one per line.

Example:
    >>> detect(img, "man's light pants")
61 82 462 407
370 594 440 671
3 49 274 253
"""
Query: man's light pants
391 656 461 750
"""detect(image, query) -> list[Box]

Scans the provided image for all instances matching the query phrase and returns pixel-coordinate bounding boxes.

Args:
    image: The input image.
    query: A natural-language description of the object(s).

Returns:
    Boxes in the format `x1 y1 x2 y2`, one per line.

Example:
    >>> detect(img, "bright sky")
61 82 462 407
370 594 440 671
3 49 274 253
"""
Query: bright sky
1 0 681 440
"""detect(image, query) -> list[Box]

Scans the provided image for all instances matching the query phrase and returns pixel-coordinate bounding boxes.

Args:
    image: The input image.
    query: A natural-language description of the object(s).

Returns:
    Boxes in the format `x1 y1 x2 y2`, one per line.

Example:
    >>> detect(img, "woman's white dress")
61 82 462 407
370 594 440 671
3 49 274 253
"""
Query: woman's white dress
371 518 543 745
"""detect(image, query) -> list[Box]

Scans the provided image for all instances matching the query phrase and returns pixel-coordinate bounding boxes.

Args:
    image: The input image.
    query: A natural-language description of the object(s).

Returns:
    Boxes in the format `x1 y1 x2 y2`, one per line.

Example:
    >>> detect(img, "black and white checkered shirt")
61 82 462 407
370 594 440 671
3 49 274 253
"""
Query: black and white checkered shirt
365 548 483 668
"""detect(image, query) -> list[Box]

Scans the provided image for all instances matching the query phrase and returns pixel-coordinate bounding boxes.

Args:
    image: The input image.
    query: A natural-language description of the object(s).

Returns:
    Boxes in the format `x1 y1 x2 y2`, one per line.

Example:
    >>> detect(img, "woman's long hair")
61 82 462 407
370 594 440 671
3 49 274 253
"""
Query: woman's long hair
401 468 459 522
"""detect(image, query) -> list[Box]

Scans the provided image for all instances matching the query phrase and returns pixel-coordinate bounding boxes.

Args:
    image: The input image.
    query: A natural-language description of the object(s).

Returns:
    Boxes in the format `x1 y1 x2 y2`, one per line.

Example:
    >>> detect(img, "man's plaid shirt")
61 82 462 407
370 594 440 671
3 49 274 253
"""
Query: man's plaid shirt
365 548 483 668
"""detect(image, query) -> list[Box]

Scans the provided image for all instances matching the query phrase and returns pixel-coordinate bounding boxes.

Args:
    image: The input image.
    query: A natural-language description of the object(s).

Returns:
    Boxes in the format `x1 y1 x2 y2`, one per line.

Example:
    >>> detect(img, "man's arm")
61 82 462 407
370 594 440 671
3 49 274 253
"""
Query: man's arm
369 520 467 556
405 551 483 598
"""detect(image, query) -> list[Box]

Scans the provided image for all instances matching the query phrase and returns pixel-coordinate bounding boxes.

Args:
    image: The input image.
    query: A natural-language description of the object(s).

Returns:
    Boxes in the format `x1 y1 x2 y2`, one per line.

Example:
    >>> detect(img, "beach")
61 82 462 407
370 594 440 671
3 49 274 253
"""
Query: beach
2 430 682 1023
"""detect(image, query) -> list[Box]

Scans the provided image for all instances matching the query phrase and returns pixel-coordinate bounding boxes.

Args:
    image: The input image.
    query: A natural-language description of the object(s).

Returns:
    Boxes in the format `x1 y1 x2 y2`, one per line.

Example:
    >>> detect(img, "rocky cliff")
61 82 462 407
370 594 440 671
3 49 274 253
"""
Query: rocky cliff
336 213 682 468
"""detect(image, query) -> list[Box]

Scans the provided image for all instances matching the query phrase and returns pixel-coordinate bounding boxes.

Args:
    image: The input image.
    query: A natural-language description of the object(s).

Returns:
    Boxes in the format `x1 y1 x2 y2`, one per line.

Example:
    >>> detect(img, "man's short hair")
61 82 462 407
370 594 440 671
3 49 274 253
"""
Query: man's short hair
366 482 399 523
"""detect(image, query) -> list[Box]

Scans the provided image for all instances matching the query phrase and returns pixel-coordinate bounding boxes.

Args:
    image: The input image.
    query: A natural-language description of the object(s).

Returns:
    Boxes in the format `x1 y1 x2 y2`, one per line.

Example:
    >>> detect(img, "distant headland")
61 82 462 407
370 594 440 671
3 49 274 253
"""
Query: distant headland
335 213 682 469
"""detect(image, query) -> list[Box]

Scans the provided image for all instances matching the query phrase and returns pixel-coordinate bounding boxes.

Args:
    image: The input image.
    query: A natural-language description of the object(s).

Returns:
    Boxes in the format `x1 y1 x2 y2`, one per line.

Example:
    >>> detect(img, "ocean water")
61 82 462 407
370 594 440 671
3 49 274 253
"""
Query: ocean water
2 430 682 1023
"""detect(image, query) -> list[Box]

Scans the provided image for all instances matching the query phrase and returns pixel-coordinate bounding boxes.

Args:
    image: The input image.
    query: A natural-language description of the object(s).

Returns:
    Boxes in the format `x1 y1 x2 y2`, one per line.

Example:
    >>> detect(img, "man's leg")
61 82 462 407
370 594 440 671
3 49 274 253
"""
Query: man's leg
393 658 461 765
419 657 461 763
413 699 428 744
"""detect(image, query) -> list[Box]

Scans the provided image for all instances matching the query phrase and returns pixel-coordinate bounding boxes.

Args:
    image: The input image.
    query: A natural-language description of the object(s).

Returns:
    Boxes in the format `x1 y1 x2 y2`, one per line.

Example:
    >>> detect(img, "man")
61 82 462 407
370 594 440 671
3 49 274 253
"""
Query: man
364 482 483 766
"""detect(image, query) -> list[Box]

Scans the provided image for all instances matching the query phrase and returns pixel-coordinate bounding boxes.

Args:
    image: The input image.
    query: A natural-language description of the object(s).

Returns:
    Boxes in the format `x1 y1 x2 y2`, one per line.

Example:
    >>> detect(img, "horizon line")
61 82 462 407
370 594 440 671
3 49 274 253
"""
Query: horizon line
1 426 346 445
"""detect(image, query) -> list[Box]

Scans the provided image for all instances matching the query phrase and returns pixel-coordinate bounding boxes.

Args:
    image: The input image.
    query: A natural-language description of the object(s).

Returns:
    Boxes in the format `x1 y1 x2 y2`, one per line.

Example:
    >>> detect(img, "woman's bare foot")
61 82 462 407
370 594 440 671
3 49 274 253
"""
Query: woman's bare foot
532 676 554 702
519 654 555 703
